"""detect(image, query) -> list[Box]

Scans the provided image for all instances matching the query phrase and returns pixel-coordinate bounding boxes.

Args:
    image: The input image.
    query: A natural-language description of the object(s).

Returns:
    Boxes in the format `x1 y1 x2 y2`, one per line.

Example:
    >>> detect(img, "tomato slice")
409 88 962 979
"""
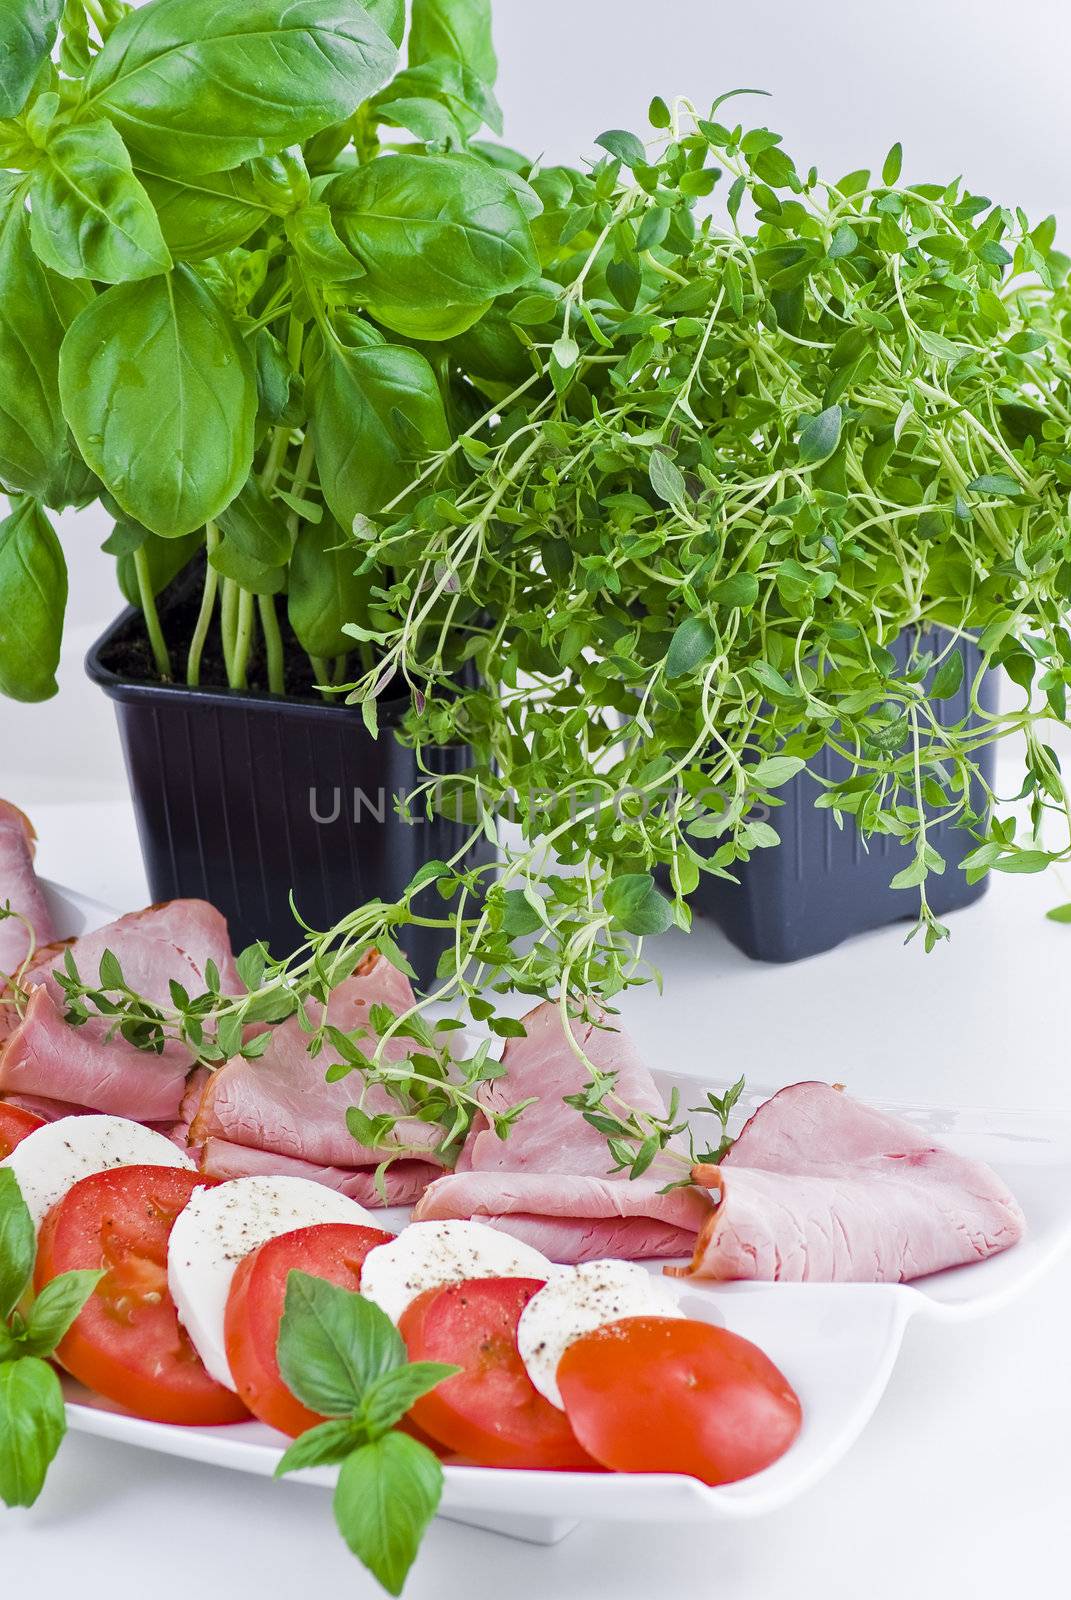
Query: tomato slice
399 1276 598 1471
35 1165 248 1426
0 1102 44 1158
556 1315 802 1485
224 1222 394 1437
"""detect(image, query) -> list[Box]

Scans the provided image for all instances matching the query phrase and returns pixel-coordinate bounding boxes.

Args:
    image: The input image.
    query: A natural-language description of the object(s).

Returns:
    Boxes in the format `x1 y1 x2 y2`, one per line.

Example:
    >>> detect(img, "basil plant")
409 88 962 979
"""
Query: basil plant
0 0 540 699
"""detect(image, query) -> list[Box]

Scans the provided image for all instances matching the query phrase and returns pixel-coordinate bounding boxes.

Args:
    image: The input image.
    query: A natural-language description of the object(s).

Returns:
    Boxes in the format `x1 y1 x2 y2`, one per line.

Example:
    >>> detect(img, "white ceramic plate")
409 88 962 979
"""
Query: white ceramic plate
44 885 1071 1544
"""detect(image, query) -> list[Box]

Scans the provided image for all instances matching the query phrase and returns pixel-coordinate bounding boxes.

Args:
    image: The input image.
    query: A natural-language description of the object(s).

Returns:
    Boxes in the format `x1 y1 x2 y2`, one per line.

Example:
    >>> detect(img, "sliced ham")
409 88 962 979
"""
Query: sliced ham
0 985 192 1122
0 801 56 979
187 955 449 1189
458 999 680 1180
411 1000 699 1261
199 1138 437 1208
668 1081 1025 1283
0 900 241 1122
415 1169 710 1261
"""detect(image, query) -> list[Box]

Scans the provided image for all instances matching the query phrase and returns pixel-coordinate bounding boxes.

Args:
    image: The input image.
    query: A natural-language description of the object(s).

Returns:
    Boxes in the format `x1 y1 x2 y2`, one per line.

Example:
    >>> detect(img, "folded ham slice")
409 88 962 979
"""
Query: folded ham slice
668 1081 1025 1283
412 1000 700 1261
0 900 240 1122
0 801 56 979
199 1138 438 1208
415 1170 710 1260
189 955 449 1196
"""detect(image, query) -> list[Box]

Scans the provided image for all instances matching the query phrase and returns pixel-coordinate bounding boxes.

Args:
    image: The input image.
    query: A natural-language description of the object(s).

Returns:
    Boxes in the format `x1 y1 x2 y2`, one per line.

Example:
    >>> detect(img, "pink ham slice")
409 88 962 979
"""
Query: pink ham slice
668 1081 1025 1283
199 1138 438 1208
0 985 192 1122
412 999 700 1261
189 954 449 1195
0 801 56 979
415 1170 710 1260
0 900 241 1122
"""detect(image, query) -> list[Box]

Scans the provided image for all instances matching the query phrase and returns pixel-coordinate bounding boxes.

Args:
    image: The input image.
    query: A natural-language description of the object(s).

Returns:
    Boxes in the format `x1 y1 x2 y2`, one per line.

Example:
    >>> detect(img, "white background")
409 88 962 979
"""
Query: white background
4 3 1071 1596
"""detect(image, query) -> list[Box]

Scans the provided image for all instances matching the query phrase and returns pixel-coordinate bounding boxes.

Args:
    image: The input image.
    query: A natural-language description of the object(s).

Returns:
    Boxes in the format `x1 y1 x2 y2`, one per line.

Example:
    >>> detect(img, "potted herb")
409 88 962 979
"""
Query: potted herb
337 93 1071 964
0 0 536 967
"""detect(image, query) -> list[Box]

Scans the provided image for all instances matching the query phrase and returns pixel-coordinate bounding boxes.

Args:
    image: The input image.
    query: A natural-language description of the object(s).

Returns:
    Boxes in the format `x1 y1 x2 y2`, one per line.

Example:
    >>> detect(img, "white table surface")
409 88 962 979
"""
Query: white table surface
3 628 1071 1598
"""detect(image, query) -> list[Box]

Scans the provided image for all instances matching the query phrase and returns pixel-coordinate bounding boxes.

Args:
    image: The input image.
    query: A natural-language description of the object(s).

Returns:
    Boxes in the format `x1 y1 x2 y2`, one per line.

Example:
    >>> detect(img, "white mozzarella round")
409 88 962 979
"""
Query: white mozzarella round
517 1258 685 1409
0 1114 193 1230
167 1175 379 1390
359 1219 554 1326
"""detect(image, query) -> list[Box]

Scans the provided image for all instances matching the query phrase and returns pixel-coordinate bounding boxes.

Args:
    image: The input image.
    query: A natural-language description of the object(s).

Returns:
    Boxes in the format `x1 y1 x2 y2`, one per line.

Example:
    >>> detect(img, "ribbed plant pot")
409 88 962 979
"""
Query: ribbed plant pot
86 588 488 978
682 629 998 962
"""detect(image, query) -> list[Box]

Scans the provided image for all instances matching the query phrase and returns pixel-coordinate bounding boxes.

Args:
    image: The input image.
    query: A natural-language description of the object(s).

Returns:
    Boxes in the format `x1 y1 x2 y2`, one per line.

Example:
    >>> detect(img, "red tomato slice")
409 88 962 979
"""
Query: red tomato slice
35 1165 248 1426
224 1222 393 1437
557 1315 802 1485
399 1276 599 1471
0 1103 44 1158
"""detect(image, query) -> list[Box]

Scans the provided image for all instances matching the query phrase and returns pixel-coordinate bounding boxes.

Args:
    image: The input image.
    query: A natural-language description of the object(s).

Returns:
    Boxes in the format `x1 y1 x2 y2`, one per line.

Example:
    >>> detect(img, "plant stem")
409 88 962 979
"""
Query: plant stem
187 523 220 687
231 587 255 690
132 546 171 680
259 592 286 695
310 655 340 701
220 578 237 683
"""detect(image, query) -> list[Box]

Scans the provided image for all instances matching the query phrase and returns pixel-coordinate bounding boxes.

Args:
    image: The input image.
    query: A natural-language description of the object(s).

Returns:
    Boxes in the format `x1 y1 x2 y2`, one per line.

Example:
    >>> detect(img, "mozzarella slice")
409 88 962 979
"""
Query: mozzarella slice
360 1219 554 1326
0 1114 193 1230
167 1175 378 1390
518 1258 685 1409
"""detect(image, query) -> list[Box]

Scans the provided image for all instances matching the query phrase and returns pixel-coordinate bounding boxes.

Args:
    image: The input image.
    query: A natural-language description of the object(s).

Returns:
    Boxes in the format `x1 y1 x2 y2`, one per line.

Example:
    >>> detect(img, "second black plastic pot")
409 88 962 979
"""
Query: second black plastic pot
681 629 998 962
86 596 489 979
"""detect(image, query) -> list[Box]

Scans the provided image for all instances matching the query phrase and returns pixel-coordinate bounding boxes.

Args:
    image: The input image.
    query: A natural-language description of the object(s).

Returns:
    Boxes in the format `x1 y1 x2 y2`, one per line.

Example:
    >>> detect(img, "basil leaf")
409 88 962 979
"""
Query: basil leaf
0 498 67 703
276 1274 405 1417
359 1363 458 1438
408 0 496 86
374 59 502 139
288 517 371 659
285 204 364 285
309 343 450 531
328 154 538 340
59 265 256 538
604 872 675 936
29 120 172 283
332 1433 443 1598
215 477 291 568
21 1269 103 1357
275 1417 366 1476
83 0 398 177
0 0 64 119
363 0 405 47
0 1169 35 1321
0 184 92 504
138 165 278 263
0 1356 66 1508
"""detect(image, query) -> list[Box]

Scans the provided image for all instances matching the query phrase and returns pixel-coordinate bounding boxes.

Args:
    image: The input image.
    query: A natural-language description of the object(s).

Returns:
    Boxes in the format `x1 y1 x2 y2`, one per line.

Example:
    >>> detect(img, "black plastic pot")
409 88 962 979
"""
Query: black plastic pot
86 592 488 978
682 630 998 962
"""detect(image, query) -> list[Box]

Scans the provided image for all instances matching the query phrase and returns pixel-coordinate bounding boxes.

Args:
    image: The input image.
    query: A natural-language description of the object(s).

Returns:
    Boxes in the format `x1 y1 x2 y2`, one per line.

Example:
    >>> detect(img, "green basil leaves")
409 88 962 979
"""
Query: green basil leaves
29 120 172 283
83 0 399 177
0 1169 102 1508
0 185 92 504
328 154 540 339
0 0 64 119
0 498 68 702
59 266 256 537
310 342 451 530
275 1272 456 1597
